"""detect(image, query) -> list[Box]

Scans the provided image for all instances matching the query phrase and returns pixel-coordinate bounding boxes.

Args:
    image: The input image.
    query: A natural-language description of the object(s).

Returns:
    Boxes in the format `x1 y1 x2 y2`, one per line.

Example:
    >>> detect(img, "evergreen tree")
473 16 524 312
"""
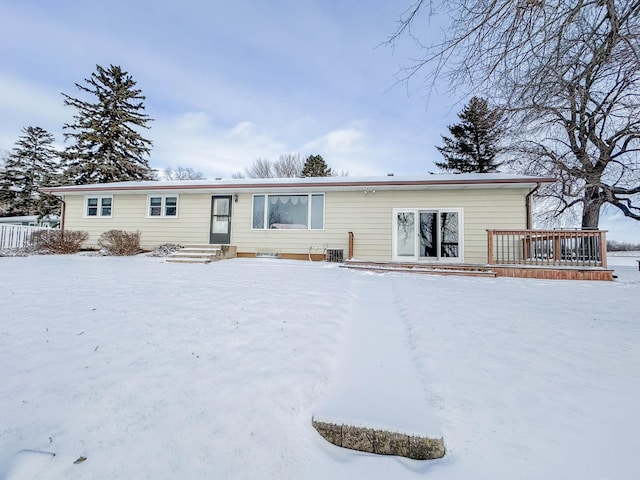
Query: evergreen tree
435 97 503 173
301 154 332 177
0 151 7 216
0 127 61 217
62 64 155 184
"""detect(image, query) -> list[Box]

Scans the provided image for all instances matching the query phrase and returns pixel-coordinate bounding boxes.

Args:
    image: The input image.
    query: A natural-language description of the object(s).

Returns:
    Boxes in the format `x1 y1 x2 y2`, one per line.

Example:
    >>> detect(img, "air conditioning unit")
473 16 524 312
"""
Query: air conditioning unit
325 248 344 263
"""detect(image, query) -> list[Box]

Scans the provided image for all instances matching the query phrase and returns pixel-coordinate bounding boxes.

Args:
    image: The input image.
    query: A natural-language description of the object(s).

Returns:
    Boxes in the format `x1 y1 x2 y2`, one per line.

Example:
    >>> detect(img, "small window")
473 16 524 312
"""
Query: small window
85 196 112 217
252 195 265 229
148 195 178 217
101 197 112 216
87 198 98 216
310 194 324 229
165 197 178 216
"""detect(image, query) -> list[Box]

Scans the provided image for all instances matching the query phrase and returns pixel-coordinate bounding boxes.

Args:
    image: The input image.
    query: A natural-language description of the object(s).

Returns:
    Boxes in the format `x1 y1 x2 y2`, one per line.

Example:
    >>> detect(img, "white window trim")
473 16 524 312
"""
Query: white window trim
84 195 113 218
147 194 179 218
392 207 464 262
251 193 325 231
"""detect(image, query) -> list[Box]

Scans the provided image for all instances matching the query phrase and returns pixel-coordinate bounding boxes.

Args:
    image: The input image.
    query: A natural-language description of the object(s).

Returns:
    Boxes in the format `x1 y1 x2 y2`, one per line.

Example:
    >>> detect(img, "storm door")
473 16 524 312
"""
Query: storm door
210 196 232 244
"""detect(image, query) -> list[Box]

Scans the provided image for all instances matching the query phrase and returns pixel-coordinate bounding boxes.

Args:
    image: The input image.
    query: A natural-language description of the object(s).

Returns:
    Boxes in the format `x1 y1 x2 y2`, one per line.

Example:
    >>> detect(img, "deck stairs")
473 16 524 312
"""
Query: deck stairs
342 260 497 278
166 244 229 264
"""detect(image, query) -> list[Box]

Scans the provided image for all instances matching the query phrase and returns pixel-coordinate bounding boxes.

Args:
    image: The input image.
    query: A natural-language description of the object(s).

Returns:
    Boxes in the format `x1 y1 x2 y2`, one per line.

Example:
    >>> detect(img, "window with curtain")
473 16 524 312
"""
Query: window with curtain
252 194 324 230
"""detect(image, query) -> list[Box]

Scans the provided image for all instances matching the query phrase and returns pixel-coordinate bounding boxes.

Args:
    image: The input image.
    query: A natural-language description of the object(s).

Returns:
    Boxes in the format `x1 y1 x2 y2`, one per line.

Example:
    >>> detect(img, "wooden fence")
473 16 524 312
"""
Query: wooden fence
0 224 53 250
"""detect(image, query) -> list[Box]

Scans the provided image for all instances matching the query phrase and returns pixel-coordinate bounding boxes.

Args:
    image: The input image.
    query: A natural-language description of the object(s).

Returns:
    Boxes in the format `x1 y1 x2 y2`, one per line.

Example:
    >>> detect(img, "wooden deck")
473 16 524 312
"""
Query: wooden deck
342 261 498 278
340 229 612 280
342 261 614 281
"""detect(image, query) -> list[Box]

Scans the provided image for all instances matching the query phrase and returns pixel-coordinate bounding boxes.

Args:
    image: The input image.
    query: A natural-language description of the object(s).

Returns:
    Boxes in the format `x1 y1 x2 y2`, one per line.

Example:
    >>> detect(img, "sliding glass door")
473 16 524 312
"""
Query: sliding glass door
394 208 462 262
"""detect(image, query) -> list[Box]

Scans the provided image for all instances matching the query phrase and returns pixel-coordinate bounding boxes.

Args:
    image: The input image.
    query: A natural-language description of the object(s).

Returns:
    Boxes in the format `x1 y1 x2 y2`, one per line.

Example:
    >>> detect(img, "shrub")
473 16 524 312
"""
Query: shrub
147 243 182 257
98 230 141 256
32 230 89 254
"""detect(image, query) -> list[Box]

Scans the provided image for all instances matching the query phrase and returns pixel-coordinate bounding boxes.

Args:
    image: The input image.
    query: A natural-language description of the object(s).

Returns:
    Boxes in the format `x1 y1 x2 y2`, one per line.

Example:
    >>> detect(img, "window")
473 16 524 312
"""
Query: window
148 195 178 217
252 194 324 230
393 208 463 262
85 196 112 217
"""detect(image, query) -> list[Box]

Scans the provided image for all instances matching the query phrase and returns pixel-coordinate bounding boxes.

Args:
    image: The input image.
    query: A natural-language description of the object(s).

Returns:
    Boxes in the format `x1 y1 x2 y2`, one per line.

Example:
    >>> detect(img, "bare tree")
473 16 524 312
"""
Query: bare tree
273 153 303 177
232 154 304 178
389 1 640 228
163 166 205 180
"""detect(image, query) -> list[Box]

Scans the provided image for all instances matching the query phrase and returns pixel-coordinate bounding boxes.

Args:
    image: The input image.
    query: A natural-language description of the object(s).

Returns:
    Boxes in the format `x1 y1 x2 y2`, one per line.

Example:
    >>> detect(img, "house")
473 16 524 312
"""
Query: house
0 215 60 228
41 174 557 264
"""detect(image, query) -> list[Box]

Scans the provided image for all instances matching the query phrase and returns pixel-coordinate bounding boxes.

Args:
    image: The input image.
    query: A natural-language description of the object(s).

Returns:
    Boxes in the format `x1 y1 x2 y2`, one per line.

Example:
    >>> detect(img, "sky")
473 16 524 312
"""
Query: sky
0 0 639 241
0 0 447 177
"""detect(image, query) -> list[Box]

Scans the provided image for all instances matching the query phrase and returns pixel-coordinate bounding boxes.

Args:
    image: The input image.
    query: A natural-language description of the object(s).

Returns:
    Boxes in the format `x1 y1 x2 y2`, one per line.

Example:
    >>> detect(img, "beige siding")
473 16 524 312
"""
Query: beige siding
63 194 212 248
63 187 528 263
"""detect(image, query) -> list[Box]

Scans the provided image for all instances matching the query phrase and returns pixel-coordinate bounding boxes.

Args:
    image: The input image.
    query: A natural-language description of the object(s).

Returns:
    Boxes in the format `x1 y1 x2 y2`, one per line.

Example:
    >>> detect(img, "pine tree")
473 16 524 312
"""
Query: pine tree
301 154 332 177
0 127 61 217
62 64 155 184
435 97 503 173
0 151 7 215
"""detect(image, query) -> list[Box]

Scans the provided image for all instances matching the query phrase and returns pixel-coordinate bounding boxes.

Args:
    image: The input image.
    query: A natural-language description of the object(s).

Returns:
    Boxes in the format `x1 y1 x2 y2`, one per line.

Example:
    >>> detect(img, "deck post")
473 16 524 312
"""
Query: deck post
348 231 354 260
487 230 494 264
600 230 607 268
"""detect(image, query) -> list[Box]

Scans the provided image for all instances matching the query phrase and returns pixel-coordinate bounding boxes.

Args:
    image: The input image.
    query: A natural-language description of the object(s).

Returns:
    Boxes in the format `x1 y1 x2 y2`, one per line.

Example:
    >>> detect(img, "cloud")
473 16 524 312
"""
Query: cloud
0 74 67 149
150 113 287 178
599 208 640 243
151 116 412 178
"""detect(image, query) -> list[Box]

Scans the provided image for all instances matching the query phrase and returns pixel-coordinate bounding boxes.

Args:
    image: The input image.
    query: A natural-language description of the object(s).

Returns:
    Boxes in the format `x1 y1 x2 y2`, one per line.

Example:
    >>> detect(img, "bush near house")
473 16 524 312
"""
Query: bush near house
32 230 89 254
98 230 142 256
147 243 182 257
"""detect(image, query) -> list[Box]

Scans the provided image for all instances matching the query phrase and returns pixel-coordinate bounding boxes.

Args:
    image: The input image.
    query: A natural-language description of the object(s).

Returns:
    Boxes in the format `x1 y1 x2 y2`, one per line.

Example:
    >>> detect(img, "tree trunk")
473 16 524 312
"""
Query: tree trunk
581 187 603 229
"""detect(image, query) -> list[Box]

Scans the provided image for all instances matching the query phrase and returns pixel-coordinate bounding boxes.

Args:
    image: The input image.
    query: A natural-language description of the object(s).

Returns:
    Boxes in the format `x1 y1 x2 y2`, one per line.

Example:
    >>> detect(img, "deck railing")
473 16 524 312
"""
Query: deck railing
487 229 607 268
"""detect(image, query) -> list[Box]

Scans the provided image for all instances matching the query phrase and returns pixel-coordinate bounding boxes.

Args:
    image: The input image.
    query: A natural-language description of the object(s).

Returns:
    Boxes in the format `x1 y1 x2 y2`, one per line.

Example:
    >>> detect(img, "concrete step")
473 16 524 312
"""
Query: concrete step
175 249 221 255
165 244 227 264
170 252 219 259
166 257 211 264
166 245 236 264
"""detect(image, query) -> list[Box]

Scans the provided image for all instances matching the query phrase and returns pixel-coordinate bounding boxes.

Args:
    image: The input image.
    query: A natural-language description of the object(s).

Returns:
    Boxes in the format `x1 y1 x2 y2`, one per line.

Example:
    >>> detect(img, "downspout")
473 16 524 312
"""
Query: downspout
59 196 66 234
525 183 541 230
49 194 66 236
40 189 66 234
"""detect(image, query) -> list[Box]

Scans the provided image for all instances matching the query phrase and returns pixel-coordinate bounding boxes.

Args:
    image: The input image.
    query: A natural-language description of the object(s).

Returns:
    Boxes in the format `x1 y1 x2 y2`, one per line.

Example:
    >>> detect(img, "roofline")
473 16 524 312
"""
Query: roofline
41 176 556 195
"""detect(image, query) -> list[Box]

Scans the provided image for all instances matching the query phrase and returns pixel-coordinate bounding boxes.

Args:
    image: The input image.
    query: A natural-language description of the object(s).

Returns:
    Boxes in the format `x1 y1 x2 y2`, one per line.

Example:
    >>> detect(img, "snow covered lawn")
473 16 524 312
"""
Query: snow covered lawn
1 254 638 479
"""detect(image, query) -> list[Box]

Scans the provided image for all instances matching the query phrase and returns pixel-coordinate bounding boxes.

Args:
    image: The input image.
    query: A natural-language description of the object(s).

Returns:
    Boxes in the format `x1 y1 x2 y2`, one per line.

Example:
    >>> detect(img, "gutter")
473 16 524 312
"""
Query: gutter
525 183 541 229
40 176 557 195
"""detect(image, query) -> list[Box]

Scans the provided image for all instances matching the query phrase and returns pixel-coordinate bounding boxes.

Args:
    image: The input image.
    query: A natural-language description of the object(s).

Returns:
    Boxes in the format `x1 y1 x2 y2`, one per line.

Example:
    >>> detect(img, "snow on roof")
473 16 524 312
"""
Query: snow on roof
40 173 555 195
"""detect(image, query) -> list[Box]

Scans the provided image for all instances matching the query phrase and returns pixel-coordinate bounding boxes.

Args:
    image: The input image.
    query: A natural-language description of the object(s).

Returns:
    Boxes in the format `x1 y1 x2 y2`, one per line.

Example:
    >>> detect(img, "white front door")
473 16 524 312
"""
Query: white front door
393 208 462 262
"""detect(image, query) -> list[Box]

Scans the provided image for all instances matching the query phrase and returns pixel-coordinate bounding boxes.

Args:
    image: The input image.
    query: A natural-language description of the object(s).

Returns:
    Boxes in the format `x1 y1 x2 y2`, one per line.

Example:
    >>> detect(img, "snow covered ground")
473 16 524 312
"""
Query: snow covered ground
0 253 638 479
